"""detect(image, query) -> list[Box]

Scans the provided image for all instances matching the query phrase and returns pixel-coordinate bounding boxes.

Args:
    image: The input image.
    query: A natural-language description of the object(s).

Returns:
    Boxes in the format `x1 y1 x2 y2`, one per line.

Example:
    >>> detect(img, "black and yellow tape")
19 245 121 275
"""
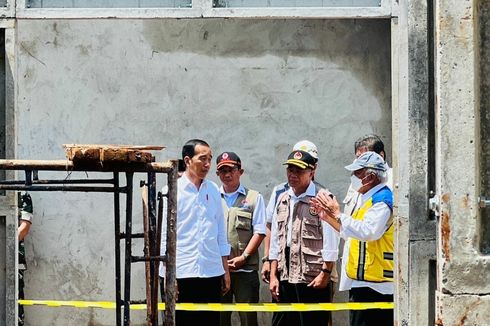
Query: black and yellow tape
19 300 393 312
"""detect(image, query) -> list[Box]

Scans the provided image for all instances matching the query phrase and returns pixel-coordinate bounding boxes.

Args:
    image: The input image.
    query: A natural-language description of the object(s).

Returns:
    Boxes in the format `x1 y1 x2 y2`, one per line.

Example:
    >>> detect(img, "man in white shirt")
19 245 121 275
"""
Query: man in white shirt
269 149 339 326
216 151 266 326
343 134 393 217
159 139 231 325
312 151 394 326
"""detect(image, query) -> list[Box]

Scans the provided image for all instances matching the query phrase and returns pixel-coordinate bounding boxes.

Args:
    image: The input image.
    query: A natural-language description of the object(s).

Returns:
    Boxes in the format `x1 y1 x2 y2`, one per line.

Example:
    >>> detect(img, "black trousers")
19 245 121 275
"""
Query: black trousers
349 287 393 326
160 276 222 326
271 280 333 326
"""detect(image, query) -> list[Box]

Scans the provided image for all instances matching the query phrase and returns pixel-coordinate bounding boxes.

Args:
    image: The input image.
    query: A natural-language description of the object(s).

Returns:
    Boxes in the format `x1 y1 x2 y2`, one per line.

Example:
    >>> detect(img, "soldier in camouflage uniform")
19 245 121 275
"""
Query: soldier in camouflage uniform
18 192 33 326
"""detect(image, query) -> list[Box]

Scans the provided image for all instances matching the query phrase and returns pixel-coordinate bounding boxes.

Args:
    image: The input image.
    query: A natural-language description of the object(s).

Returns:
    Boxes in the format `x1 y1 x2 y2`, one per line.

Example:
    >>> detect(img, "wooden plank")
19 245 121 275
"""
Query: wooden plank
63 145 160 164
63 144 165 150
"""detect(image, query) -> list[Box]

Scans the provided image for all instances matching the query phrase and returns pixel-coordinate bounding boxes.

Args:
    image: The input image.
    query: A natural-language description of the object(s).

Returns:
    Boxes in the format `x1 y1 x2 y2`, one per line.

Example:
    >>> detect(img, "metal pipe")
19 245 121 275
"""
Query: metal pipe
148 172 158 326
0 185 121 192
113 172 122 326
0 159 175 173
123 172 133 326
141 183 153 325
119 232 144 239
25 170 32 186
131 255 166 263
0 178 115 185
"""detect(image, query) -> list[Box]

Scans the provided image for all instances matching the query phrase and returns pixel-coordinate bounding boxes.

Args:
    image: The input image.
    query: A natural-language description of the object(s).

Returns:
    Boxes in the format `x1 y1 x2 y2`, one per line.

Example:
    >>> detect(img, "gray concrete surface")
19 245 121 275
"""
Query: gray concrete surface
392 0 437 324
14 18 391 325
435 0 490 324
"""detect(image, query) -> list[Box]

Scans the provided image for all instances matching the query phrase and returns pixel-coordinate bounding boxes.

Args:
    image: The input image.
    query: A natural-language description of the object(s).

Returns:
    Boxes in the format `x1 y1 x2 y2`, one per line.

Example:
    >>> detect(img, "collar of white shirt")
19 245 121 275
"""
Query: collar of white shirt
180 172 210 192
360 183 387 203
286 181 316 201
219 183 246 197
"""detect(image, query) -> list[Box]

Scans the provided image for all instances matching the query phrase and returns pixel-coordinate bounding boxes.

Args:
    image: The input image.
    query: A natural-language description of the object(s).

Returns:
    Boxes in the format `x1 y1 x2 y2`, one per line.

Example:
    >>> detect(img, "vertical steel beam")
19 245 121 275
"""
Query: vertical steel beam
113 172 122 326
123 172 133 325
147 172 158 325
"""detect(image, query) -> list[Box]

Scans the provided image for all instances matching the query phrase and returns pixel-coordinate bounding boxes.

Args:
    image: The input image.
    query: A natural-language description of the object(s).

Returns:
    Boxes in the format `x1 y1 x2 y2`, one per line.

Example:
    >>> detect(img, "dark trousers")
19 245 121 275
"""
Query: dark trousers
272 280 333 326
160 276 222 326
349 287 393 326
220 271 259 326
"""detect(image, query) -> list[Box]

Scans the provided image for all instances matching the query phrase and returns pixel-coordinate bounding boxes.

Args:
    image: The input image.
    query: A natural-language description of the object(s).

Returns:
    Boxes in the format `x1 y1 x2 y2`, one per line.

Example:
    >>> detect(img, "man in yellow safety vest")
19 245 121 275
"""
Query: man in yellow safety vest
311 151 394 326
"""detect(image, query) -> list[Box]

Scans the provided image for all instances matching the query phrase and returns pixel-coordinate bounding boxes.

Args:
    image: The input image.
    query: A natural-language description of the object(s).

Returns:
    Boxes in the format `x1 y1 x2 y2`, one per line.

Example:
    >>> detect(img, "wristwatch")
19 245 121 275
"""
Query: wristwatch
321 268 332 274
242 252 250 261
261 256 269 263
335 214 342 226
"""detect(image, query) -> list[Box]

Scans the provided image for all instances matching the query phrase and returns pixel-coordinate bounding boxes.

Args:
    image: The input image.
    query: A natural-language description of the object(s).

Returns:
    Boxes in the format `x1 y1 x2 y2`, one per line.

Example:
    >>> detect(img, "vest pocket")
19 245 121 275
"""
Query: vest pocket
235 211 252 230
301 246 323 277
302 215 322 240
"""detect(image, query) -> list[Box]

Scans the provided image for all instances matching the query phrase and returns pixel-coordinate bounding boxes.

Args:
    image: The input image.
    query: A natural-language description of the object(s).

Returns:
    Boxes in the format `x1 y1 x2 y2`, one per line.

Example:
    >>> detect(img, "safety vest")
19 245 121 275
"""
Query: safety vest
222 188 260 271
346 186 394 282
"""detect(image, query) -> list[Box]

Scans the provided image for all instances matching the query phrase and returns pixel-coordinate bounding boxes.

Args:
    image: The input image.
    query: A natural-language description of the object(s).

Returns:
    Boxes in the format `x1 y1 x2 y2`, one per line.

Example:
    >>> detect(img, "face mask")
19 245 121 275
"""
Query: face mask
350 174 363 192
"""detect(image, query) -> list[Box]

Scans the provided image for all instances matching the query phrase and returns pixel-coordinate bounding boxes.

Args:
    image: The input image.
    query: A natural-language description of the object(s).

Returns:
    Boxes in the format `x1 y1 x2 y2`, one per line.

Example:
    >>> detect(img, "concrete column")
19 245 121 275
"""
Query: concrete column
435 0 490 324
393 0 436 324
0 27 17 326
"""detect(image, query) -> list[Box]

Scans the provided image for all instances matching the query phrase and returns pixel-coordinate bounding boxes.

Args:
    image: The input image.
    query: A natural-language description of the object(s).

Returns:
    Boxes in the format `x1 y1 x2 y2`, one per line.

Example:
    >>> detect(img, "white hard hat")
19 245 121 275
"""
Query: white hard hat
293 140 318 160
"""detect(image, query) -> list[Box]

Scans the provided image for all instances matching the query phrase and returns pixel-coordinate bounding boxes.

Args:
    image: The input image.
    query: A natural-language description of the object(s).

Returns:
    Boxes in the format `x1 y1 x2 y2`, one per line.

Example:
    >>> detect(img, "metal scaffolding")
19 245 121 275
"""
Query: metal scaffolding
0 159 178 326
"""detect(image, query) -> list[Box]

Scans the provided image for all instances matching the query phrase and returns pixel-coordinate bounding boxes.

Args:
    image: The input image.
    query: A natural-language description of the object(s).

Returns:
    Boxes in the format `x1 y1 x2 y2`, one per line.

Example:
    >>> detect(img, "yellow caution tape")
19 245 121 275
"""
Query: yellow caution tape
19 300 393 311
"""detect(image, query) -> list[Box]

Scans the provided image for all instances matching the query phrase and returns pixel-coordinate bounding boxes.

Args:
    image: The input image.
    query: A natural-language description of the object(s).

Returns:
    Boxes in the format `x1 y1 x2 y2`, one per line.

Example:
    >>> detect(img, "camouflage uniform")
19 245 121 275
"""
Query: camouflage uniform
18 193 33 326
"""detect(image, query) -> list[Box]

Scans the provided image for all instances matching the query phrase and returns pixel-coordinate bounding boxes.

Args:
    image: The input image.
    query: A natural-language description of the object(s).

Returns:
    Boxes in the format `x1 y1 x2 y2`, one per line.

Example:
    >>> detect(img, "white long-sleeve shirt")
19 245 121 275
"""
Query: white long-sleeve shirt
159 173 231 279
339 183 393 294
265 182 289 224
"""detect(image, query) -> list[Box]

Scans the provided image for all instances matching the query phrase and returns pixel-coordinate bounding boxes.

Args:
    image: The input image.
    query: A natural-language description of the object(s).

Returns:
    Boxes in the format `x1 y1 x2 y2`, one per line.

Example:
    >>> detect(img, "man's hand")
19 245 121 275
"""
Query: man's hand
228 255 246 271
269 276 280 302
261 261 271 283
221 271 231 295
307 271 330 289
311 189 341 219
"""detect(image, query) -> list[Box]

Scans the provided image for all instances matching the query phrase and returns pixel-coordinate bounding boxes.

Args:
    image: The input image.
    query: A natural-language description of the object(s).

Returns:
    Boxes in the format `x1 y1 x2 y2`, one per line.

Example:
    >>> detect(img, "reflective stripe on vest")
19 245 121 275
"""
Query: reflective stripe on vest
346 188 394 283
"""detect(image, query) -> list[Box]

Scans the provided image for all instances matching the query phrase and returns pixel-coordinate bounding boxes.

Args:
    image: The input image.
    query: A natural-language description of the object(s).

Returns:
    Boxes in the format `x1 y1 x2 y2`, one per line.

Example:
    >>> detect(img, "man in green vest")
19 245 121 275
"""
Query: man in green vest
216 152 267 326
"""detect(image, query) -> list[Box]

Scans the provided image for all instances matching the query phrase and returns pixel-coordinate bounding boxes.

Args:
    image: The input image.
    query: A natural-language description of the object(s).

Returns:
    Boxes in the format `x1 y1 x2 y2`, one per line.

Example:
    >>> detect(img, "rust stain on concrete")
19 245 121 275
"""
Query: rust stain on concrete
458 298 481 325
441 211 451 261
442 193 450 203
435 318 443 326
462 193 470 208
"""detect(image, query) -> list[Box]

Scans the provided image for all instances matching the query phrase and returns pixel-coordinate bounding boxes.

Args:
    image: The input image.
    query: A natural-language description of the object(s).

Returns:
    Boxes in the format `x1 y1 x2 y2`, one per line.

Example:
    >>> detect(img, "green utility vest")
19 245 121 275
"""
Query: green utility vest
222 188 260 271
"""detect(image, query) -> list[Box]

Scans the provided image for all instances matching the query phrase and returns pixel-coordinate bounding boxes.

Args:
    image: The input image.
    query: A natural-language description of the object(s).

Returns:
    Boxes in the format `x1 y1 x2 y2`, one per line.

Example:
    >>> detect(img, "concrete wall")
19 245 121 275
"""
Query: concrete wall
435 0 490 324
15 18 391 325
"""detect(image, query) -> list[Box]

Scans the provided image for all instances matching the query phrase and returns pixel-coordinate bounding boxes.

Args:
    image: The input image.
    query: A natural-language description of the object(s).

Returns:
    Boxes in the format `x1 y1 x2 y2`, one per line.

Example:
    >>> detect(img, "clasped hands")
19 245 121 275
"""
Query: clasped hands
310 189 341 221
